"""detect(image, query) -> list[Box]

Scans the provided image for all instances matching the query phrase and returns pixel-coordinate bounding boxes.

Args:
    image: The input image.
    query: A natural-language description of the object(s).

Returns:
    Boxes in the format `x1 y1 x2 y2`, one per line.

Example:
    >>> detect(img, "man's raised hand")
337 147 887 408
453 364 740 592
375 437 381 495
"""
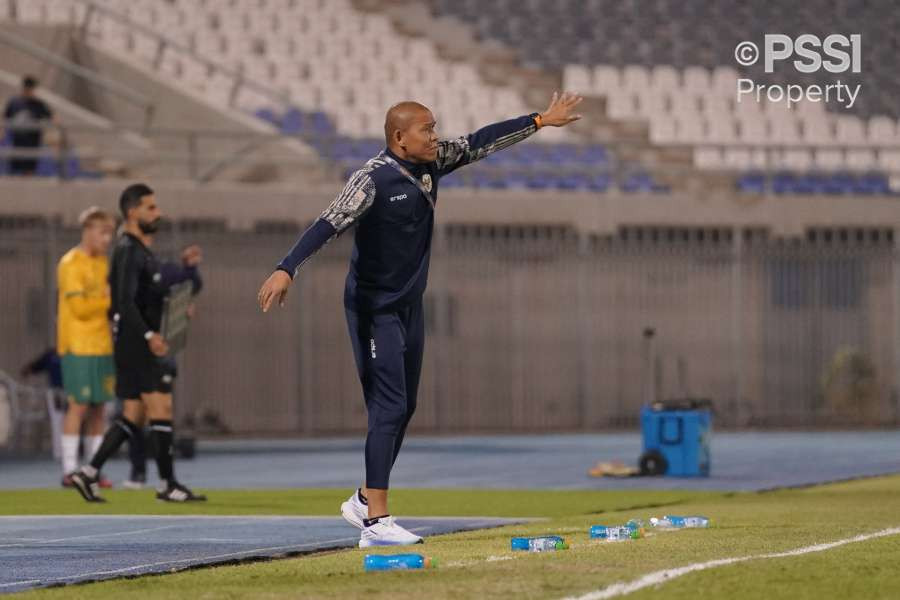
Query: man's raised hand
181 245 203 267
540 91 583 127
258 269 292 313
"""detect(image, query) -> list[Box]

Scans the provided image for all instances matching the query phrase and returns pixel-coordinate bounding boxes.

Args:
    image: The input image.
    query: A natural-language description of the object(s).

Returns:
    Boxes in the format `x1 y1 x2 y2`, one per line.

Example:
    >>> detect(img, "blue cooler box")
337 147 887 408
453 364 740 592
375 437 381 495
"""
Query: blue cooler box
640 401 712 477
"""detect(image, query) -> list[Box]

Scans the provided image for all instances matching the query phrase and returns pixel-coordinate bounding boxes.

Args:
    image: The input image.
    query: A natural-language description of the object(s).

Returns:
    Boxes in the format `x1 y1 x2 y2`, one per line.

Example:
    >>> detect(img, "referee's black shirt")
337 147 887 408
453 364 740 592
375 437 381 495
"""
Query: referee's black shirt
108 232 166 348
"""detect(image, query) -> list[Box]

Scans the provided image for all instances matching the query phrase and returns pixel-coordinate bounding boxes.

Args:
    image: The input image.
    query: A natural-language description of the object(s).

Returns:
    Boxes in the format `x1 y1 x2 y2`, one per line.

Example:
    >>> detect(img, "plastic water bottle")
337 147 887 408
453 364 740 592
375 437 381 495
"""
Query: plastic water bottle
589 525 641 540
650 515 710 529
364 554 434 571
625 519 646 537
510 536 568 551
649 517 676 529
589 525 612 539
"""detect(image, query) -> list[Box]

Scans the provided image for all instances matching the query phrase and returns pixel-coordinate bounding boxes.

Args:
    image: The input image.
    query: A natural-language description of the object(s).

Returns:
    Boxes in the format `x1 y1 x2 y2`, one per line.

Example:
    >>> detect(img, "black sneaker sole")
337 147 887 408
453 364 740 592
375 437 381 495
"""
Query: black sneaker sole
71 475 105 503
156 493 208 502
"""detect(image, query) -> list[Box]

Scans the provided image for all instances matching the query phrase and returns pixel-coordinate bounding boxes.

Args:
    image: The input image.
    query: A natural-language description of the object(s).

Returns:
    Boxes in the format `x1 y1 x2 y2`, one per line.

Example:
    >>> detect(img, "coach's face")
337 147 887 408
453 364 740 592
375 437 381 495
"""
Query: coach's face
398 108 438 163
134 194 162 234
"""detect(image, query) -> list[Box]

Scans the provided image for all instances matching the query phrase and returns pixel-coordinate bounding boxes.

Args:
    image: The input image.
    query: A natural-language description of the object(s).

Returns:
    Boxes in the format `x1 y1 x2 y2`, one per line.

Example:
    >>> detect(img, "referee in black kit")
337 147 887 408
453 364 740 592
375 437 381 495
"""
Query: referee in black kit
71 184 206 502
258 92 583 546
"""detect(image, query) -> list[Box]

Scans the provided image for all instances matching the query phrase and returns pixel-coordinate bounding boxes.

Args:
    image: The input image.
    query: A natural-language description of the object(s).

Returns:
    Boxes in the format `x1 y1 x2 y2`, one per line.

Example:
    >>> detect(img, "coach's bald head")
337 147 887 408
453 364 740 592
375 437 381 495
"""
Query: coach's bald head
384 101 430 141
384 101 439 164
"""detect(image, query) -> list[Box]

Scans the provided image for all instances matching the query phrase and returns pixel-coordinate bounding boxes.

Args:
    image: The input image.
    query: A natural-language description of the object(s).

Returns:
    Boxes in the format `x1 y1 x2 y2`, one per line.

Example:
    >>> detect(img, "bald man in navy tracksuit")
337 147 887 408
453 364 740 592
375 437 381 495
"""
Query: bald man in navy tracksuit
258 92 583 547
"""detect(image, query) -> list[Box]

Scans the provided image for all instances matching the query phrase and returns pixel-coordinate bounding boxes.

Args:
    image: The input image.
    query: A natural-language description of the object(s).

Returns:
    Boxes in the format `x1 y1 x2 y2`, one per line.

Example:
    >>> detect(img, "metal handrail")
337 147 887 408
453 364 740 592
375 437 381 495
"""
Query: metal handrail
0 27 155 130
3 122 900 183
7 121 900 152
75 0 293 110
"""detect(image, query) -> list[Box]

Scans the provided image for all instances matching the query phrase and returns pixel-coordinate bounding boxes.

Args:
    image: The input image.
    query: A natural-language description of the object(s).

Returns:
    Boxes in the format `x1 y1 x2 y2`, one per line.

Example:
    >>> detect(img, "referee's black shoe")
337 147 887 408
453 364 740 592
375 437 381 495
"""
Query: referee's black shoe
70 469 106 503
157 480 207 502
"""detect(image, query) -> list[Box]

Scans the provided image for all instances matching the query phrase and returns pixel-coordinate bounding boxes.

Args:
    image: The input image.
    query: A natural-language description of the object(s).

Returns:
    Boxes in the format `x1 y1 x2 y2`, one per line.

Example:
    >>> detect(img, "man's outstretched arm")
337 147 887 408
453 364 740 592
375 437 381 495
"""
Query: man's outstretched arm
258 169 376 312
435 91 583 176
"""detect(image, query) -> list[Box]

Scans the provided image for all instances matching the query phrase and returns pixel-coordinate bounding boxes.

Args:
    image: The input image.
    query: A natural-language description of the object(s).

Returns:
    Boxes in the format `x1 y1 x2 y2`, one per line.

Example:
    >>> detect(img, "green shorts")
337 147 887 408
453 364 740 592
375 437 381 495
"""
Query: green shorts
61 354 116 405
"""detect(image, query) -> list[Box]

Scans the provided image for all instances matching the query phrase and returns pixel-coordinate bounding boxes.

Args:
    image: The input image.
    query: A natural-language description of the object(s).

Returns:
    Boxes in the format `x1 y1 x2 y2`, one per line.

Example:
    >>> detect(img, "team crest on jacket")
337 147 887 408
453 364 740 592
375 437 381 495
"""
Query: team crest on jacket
421 174 432 192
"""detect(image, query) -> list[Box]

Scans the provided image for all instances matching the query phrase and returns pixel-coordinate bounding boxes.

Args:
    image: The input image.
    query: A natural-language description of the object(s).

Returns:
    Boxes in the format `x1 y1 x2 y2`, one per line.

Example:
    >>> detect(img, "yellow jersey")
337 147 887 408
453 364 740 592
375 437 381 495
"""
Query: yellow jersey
57 247 112 356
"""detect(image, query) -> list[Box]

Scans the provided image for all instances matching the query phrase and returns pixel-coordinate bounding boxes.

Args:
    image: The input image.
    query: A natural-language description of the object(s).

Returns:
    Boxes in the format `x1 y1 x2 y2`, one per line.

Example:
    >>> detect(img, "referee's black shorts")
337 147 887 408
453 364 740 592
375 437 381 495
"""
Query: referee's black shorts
114 337 176 399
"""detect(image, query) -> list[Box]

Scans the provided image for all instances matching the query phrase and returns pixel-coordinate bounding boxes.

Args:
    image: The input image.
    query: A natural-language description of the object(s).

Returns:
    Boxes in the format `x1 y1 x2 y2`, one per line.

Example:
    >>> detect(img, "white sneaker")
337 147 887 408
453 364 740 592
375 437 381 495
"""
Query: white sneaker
340 488 369 529
358 516 423 548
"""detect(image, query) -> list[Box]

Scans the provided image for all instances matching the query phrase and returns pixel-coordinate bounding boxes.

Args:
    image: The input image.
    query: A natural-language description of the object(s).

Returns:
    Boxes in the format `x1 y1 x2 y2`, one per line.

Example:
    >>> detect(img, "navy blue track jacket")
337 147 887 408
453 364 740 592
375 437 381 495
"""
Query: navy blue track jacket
277 113 540 312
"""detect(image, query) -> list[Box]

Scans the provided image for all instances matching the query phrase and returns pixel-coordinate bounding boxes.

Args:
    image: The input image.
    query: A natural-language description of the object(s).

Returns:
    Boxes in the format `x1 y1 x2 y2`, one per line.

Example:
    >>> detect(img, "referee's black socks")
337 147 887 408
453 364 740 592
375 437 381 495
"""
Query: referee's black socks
149 419 175 483
88 416 140 473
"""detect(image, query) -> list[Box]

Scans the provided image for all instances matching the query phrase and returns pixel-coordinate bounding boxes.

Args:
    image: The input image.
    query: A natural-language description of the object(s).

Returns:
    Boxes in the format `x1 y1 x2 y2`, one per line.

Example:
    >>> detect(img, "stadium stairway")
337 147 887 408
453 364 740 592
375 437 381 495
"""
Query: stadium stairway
355 0 708 195
0 64 148 178
0 19 328 185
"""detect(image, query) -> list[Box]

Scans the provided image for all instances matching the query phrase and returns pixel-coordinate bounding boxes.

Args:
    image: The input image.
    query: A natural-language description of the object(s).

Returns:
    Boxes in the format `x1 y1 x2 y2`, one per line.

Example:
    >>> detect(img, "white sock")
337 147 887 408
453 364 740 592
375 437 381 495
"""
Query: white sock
87 436 103 463
61 435 79 475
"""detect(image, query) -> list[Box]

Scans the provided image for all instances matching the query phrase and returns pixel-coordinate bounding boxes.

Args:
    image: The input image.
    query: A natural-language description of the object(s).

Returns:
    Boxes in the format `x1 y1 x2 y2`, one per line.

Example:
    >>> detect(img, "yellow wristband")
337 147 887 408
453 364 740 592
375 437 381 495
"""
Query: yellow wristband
534 113 543 129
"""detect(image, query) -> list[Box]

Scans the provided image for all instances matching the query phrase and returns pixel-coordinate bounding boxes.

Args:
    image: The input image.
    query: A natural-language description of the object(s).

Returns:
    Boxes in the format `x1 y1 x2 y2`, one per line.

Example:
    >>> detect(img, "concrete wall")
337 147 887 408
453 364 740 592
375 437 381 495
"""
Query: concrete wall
1 176 898 235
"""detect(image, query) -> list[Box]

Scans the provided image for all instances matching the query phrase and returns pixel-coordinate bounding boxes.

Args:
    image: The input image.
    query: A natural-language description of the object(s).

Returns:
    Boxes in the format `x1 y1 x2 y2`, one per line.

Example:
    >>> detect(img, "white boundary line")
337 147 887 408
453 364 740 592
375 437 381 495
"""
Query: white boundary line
562 526 900 600
0 523 190 548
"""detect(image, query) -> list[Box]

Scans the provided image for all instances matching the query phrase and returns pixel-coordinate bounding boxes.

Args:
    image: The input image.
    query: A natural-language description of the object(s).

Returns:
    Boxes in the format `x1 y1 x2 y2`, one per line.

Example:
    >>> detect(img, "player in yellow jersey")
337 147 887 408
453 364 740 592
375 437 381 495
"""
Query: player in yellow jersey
57 207 116 487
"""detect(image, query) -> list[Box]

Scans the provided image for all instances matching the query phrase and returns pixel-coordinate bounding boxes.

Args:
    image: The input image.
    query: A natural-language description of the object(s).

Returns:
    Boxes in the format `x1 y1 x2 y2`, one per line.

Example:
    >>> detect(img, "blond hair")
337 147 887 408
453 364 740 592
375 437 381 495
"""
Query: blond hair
78 206 113 229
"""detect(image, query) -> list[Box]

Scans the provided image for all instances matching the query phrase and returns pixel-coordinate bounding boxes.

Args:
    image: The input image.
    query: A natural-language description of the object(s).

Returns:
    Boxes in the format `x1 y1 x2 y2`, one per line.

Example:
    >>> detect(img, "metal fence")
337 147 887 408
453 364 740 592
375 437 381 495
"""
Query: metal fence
1 218 897 435
0 370 55 456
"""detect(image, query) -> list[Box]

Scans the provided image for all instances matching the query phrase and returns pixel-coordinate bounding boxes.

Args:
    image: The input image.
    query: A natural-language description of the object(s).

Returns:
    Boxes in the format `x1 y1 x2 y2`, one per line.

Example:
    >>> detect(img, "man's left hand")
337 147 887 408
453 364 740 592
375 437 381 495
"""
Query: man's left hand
539 91 583 127
181 245 203 267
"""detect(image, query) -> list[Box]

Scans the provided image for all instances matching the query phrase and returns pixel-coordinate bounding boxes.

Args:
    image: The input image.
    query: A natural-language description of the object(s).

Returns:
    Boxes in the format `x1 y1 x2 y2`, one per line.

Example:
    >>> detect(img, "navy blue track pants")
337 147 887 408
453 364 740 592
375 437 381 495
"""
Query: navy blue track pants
345 301 424 489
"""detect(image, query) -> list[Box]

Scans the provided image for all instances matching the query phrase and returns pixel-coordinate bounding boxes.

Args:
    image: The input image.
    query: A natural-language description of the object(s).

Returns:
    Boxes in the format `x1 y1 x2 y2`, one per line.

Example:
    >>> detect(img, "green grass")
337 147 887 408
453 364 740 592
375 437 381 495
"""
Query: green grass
0 488 712 518
627 533 900 600
13 476 900 600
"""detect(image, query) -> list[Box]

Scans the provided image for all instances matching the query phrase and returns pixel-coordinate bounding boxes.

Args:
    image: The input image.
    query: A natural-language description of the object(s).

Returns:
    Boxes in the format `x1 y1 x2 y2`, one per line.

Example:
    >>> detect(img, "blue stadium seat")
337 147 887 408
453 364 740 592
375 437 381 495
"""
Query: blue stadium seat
817 173 851 195
329 138 355 161
576 144 609 167
799 174 816 194
621 172 655 193
588 173 611 192
854 173 891 195
253 106 661 193
254 108 280 128
478 172 508 189
280 108 305 135
525 172 553 189
309 111 335 135
773 173 800 195
557 173 583 190
737 172 766 194
748 171 892 196
439 173 462 188
505 171 530 188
